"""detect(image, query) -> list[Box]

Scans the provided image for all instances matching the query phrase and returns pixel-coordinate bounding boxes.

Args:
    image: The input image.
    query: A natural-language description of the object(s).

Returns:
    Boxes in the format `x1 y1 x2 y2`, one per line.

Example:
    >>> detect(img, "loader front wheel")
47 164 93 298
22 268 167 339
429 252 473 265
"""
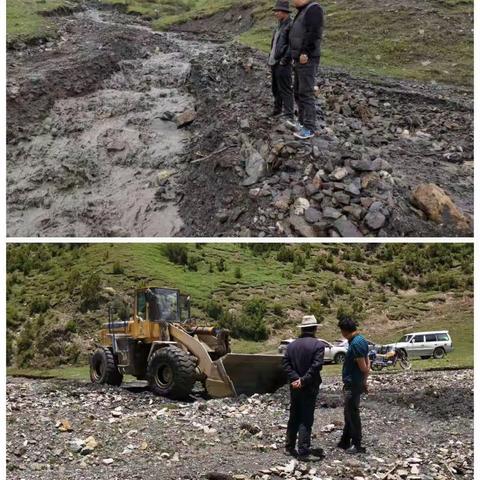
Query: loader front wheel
147 346 196 400
90 348 123 387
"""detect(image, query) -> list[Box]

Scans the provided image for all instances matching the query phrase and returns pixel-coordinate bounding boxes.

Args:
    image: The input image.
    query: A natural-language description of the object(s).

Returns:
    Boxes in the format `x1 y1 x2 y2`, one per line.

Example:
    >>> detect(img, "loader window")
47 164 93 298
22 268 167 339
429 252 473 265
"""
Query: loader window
137 292 146 320
147 288 178 322
179 295 191 322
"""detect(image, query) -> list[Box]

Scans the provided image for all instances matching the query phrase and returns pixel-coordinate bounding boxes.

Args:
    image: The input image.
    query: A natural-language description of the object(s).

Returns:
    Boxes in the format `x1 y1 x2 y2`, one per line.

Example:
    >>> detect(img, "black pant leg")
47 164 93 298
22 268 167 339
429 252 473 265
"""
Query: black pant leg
343 386 362 446
271 66 282 113
293 64 302 125
295 59 319 132
276 64 294 119
286 389 301 449
297 387 319 456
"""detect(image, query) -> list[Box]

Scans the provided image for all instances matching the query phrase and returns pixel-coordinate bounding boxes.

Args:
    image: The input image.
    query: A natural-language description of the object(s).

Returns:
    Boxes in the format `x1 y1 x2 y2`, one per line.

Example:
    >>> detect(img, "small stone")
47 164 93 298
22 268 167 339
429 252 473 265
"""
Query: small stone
288 215 316 237
323 207 342 220
304 207 322 224
102 458 114 465
330 167 349 181
351 159 375 172
333 191 350 206
293 197 310 215
333 216 363 237
364 211 386 230
176 109 196 127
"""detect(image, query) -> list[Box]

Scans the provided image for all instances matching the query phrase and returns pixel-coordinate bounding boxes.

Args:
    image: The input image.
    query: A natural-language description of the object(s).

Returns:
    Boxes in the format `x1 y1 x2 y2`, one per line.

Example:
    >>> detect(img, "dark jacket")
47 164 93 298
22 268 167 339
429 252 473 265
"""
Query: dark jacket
290 1 324 60
282 333 325 389
270 17 293 65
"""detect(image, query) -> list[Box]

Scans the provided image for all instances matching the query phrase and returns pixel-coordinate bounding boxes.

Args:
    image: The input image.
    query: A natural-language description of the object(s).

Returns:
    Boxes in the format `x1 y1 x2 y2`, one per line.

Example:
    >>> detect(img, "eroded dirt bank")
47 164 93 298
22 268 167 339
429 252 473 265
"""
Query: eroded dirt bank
7 7 473 237
6 370 473 479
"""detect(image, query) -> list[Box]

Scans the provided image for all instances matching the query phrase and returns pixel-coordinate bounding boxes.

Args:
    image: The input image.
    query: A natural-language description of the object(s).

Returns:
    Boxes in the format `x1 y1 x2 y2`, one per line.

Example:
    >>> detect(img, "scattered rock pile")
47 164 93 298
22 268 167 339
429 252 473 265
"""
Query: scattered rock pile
6 370 473 479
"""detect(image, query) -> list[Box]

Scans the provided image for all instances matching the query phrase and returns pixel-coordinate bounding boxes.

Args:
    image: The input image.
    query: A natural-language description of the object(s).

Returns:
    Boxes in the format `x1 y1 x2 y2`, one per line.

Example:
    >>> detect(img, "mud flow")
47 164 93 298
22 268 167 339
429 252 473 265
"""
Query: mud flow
7 8 473 237
7 10 212 237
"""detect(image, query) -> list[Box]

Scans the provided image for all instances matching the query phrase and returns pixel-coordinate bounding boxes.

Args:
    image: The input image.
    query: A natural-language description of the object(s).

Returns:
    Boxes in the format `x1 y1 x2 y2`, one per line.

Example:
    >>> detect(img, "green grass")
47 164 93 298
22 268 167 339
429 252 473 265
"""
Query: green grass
6 0 68 43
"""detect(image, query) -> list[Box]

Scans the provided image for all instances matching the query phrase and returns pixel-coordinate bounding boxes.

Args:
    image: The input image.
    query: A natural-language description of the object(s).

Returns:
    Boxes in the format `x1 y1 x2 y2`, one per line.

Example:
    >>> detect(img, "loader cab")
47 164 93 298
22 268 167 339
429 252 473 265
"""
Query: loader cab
134 288 191 324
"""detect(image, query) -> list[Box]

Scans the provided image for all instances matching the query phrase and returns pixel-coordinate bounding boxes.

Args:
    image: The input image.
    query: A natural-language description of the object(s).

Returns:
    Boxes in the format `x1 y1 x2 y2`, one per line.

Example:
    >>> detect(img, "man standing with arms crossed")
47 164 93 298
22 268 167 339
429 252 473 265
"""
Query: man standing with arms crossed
288 0 324 140
282 315 325 461
337 316 370 454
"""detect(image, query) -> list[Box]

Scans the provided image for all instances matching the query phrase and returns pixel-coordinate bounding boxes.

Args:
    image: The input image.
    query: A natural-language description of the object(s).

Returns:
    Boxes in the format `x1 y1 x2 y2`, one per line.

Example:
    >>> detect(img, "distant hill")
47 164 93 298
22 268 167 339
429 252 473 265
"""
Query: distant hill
6 243 473 368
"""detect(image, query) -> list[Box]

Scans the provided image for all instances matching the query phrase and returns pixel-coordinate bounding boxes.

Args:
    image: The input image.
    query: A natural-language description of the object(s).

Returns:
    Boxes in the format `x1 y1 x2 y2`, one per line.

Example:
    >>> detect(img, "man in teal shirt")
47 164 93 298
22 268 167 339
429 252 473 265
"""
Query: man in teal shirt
337 316 370 454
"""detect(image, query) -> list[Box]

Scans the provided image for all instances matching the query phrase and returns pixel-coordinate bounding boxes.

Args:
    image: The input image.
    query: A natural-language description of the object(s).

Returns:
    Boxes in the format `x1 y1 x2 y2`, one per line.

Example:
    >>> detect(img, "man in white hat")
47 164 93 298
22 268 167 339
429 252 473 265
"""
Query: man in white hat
282 315 325 460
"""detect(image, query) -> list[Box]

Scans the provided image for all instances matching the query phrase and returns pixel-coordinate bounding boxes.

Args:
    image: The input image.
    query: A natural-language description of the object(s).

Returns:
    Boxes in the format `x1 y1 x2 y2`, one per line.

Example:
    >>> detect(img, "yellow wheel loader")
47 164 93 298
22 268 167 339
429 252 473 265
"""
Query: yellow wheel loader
90 287 286 399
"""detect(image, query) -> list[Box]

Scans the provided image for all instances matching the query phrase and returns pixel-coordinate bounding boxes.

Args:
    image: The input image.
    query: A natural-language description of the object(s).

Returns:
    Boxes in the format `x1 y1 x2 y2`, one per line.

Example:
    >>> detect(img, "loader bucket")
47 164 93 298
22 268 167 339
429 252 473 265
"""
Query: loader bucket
220 354 287 396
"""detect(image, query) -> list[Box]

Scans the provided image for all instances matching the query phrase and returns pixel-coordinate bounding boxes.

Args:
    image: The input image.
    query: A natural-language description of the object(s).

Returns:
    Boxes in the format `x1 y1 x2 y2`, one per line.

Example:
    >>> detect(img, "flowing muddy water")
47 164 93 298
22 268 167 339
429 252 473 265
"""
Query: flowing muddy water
7 9 213 237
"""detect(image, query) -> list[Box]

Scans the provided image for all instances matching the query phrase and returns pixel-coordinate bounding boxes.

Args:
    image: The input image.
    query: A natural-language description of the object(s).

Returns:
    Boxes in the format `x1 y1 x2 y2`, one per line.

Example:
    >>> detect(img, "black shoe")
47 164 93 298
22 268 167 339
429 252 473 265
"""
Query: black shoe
297 454 319 462
337 440 351 450
310 447 325 458
272 110 282 117
346 445 366 455
284 447 298 457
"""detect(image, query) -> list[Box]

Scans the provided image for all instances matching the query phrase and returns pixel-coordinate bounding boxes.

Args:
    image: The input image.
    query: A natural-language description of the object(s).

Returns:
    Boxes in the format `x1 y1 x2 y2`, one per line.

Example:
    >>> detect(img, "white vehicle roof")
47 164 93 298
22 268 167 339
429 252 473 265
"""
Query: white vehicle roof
403 330 449 336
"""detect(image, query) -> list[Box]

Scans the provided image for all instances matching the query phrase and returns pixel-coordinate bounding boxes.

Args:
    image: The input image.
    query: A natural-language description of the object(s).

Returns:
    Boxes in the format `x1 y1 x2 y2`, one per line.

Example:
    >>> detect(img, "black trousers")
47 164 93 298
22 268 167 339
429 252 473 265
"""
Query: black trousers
286 386 319 455
271 64 294 119
341 385 363 447
293 58 320 132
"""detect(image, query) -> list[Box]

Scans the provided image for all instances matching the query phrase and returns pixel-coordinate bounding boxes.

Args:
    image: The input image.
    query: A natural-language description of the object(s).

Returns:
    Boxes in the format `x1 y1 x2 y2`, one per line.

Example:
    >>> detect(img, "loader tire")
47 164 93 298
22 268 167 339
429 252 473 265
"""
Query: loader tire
147 346 196 400
90 348 123 387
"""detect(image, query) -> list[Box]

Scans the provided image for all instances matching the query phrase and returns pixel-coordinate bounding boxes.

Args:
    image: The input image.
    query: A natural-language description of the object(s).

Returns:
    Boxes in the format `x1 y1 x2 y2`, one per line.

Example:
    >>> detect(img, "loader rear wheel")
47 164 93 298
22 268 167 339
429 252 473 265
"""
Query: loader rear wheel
90 348 123 387
147 346 196 400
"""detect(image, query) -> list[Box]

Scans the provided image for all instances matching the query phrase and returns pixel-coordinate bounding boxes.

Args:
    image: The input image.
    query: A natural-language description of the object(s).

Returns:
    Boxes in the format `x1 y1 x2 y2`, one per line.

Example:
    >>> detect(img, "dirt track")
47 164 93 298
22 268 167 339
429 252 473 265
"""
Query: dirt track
6 370 473 479
7 6 473 237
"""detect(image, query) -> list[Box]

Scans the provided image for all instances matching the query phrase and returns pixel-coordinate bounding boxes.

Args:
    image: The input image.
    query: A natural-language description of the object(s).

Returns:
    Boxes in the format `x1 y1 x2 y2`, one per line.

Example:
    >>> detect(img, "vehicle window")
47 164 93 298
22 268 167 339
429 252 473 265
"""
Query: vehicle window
425 334 437 342
398 335 412 343
413 335 424 343
436 333 449 341
137 292 146 320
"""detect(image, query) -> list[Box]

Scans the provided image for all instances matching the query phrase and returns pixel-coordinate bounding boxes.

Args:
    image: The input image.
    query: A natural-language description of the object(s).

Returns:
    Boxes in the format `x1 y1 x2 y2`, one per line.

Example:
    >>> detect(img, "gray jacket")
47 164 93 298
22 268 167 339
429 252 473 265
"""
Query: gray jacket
270 18 293 65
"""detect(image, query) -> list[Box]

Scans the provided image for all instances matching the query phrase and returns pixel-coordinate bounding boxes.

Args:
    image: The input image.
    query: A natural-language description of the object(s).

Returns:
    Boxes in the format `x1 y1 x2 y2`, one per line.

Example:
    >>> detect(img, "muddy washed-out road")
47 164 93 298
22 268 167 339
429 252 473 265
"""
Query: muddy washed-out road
7 9 212 237
7 7 473 237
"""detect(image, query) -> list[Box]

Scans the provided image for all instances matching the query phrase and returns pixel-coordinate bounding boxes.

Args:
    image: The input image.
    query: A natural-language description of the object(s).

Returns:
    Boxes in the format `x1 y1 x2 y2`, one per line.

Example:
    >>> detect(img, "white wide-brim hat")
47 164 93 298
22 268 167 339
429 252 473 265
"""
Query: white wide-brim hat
298 315 318 328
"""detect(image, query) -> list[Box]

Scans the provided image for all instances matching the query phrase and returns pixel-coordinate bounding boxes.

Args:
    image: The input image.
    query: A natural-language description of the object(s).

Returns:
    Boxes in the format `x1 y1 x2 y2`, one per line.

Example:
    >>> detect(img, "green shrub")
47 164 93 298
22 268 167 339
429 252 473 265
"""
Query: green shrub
30 297 50 315
309 302 324 320
187 255 199 272
234 266 242 279
112 261 125 275
7 304 25 329
206 301 224 321
217 258 226 272
272 303 283 316
307 278 317 288
218 298 268 341
277 245 295 263
66 269 81 293
80 273 102 311
164 244 189 266
376 265 410 290
65 319 77 333
332 280 350 295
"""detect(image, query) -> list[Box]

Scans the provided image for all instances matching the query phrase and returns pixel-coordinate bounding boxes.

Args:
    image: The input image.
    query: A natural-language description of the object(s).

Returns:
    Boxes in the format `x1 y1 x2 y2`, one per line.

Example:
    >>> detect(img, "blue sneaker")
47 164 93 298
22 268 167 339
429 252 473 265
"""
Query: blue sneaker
294 127 315 140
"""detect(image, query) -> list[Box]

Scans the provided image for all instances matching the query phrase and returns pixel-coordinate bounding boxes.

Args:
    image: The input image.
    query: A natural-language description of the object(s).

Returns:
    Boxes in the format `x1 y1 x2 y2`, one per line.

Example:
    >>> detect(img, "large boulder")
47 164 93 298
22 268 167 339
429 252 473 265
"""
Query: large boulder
411 183 472 233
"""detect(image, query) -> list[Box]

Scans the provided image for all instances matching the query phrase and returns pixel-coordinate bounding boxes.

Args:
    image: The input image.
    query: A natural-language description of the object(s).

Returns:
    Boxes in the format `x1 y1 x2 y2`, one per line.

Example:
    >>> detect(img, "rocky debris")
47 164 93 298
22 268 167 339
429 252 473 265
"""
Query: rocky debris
6 370 473 479
6 7 473 237
180 37 472 238
410 183 472 233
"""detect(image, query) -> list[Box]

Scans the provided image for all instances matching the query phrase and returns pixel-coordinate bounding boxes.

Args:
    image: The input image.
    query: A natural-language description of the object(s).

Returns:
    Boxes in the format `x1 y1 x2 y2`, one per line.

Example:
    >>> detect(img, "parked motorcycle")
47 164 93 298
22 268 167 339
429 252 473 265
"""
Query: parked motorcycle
368 347 411 371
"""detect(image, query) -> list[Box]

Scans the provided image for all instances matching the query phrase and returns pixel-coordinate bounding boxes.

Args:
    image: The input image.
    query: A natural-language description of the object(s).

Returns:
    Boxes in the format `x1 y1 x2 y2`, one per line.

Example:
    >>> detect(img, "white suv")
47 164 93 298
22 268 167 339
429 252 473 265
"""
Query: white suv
384 330 453 359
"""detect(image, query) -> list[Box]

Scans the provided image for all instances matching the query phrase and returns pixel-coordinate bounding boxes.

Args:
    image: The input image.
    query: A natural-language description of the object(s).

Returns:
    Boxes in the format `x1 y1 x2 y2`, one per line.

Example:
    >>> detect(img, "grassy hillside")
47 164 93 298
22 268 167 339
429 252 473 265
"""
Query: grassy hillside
6 243 473 371
6 0 473 85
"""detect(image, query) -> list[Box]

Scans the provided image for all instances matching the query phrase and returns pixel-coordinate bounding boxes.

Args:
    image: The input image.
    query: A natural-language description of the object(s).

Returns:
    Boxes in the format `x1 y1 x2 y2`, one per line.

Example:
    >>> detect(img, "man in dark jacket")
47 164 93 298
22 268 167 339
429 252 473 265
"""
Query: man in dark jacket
282 315 325 460
337 316 370 454
288 0 324 140
269 0 294 122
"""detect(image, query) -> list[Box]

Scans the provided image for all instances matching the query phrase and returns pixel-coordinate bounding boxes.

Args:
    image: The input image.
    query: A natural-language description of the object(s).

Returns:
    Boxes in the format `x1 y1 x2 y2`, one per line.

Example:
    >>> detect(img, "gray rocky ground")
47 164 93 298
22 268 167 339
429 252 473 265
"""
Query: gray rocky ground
6 370 473 479
7 6 473 237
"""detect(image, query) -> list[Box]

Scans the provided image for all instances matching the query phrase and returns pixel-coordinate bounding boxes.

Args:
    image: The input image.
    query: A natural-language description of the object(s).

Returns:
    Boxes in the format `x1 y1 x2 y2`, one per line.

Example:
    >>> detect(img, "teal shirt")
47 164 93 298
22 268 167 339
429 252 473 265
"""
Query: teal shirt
342 334 369 386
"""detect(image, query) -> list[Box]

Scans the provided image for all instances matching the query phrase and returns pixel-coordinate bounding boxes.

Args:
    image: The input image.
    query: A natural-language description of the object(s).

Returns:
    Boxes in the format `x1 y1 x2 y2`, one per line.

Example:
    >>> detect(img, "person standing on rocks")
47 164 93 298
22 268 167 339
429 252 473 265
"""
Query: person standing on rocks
337 316 370 454
268 1 295 123
282 315 325 461
288 0 324 140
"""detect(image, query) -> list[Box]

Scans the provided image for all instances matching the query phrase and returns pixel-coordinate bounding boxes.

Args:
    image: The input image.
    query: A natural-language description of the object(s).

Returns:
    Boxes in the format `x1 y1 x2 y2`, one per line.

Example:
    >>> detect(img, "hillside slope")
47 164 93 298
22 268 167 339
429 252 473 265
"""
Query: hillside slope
6 243 473 369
